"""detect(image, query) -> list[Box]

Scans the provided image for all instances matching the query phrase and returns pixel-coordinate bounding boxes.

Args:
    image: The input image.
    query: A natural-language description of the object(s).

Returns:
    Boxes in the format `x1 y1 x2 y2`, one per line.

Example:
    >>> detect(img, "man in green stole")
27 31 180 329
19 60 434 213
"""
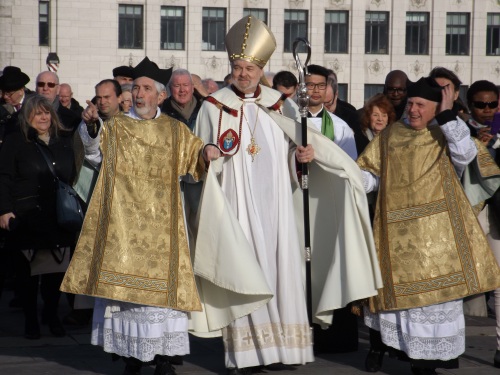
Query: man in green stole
357 76 500 375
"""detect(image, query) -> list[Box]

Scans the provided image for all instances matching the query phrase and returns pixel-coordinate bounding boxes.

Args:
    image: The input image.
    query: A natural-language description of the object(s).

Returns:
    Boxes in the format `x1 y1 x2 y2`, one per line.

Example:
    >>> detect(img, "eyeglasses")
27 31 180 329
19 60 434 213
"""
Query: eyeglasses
472 101 498 109
386 87 406 94
305 82 327 90
121 99 132 104
36 82 58 88
1 90 19 98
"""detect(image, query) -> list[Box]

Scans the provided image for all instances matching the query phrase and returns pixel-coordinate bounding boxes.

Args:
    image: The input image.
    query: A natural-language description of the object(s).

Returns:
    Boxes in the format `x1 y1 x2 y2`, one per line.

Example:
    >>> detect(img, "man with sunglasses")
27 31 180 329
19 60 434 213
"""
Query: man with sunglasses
35 71 80 132
466 80 500 161
305 64 357 160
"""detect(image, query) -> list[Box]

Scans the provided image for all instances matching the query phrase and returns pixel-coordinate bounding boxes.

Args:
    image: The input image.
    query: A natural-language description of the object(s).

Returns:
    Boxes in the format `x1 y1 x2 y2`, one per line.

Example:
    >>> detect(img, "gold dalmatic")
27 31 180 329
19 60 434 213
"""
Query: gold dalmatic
60 114 206 311
357 121 500 312
246 137 261 161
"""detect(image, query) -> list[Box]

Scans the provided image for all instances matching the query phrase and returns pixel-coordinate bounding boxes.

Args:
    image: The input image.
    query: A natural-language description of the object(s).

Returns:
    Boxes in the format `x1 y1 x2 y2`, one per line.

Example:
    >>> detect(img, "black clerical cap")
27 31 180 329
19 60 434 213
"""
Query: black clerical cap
132 57 172 86
0 66 30 91
407 77 442 102
112 65 134 79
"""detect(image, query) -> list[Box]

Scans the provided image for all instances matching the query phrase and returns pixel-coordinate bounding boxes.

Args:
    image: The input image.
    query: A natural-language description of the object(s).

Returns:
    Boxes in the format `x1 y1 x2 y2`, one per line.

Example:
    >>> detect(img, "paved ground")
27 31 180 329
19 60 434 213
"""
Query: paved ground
0 288 499 375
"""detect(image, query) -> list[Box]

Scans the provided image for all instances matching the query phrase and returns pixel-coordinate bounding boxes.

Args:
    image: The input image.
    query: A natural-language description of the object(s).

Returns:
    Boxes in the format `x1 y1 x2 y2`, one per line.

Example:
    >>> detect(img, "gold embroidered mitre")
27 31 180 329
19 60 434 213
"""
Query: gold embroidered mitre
225 16 276 68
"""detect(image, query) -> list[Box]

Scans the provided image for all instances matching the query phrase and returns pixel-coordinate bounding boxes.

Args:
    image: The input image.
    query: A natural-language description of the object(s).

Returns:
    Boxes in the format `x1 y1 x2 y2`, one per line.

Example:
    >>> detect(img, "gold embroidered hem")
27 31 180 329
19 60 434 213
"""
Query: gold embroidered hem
61 114 205 311
357 121 500 312
223 322 313 353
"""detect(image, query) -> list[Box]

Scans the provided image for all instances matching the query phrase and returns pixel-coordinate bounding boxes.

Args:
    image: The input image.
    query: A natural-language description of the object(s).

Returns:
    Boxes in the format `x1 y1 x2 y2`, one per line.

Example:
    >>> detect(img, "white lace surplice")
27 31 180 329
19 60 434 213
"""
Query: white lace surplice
365 300 465 361
91 298 190 362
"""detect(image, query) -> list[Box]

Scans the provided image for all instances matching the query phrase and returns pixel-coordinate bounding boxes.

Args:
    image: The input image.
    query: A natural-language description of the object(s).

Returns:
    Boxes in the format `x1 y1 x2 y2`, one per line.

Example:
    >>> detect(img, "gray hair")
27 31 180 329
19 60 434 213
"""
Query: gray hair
168 69 192 88
121 83 133 93
154 81 167 95
327 72 338 95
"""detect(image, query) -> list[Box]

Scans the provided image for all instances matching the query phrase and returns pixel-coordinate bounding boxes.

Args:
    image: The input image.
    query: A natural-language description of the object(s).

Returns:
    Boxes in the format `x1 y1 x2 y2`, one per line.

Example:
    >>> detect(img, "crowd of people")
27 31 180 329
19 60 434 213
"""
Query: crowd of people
0 14 500 375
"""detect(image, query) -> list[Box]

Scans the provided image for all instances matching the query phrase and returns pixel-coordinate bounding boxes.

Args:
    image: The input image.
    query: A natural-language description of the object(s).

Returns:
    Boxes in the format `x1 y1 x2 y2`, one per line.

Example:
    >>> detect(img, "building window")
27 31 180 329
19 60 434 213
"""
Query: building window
202 8 226 51
161 7 185 50
284 10 308 53
39 1 49 46
406 12 429 55
118 5 143 49
338 83 348 102
325 11 348 53
243 8 268 24
365 12 389 54
487 13 500 56
364 84 384 101
446 13 470 55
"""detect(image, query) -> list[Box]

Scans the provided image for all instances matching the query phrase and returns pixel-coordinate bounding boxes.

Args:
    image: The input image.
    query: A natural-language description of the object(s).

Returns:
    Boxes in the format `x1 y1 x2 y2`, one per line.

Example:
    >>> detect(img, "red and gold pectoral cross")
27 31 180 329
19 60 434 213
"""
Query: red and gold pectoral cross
246 137 261 162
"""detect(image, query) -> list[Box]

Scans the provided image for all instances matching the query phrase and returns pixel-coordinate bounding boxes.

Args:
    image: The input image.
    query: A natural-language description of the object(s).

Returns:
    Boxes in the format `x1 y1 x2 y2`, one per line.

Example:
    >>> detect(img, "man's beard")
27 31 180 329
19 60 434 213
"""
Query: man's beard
134 99 155 118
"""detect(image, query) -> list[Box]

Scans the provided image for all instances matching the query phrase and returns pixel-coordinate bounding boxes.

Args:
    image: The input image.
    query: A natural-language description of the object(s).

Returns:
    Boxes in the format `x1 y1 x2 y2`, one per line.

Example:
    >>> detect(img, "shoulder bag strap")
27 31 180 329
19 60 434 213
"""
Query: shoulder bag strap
34 142 59 180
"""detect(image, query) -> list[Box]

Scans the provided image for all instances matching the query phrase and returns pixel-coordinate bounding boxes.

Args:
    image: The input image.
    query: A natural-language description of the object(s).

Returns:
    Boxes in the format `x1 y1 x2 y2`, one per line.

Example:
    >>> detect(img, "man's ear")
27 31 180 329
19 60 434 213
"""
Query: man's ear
157 91 167 104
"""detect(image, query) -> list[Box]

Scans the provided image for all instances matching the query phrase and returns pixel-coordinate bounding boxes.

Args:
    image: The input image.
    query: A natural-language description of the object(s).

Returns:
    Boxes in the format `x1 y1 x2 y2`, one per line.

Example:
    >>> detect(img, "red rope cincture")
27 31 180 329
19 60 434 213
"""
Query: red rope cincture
205 96 239 117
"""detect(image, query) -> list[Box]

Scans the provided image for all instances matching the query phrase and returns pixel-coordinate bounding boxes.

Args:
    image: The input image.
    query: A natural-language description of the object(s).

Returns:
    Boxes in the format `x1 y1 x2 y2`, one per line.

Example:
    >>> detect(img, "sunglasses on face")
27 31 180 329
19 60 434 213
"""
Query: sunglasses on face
472 101 498 109
36 82 57 88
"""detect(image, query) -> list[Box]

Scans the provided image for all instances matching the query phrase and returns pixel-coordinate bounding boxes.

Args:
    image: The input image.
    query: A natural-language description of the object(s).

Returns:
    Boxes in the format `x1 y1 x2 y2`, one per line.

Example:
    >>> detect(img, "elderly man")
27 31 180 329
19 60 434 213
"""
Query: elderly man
59 83 83 117
0 66 33 143
324 70 368 154
62 57 216 375
195 16 381 375
35 71 80 131
358 77 500 375
161 69 202 130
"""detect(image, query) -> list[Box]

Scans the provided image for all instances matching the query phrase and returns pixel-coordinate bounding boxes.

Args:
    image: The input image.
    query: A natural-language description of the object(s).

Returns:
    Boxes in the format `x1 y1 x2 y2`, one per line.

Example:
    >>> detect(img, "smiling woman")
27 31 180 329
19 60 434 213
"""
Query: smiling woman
0 94 79 340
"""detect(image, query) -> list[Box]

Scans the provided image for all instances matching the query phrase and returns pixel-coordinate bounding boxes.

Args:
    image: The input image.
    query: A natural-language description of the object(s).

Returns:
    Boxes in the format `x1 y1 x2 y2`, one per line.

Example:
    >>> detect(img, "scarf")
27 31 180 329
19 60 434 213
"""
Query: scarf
171 97 197 122
321 109 335 141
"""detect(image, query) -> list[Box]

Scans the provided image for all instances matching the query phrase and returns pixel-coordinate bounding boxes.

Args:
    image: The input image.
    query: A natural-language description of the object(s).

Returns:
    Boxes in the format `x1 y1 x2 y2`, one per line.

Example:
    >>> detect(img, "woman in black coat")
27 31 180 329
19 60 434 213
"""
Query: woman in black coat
0 95 78 339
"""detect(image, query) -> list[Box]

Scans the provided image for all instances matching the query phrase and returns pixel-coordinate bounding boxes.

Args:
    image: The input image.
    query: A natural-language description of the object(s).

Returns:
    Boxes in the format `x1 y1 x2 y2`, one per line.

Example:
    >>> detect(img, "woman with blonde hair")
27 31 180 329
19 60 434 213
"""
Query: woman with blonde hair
0 94 78 339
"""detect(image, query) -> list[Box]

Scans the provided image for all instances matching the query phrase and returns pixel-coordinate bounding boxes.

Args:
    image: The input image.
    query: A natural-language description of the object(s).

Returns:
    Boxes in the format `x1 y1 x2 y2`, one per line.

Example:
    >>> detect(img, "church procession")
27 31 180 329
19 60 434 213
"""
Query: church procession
1 1 500 375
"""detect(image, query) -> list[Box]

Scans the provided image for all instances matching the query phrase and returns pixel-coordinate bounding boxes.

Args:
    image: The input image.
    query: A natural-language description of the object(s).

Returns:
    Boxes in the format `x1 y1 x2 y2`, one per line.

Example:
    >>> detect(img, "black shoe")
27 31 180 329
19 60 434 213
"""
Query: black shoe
24 317 40 340
165 355 183 366
226 368 252 375
123 357 142 375
365 348 386 372
24 328 40 340
494 349 500 368
46 317 66 337
154 356 177 375
63 309 93 326
265 363 296 371
410 365 437 375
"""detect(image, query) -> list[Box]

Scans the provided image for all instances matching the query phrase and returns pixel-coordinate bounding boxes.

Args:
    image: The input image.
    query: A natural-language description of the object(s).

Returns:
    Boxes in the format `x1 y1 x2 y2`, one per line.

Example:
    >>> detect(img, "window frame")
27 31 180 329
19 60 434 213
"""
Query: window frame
118 4 144 49
202 7 227 52
284 9 308 53
364 84 385 101
486 13 500 56
445 12 470 56
325 10 349 54
405 12 430 55
39 1 50 46
160 6 185 50
243 8 268 24
365 11 389 54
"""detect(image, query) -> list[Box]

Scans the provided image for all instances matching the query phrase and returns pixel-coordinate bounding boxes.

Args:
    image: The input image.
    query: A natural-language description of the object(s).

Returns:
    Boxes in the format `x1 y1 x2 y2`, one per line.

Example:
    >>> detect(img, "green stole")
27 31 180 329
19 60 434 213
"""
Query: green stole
321 109 335 141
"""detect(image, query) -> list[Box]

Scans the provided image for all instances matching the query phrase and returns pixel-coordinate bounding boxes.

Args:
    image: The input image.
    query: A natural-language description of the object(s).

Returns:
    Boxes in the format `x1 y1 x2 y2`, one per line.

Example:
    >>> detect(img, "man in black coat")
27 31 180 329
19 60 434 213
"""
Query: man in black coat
0 66 34 144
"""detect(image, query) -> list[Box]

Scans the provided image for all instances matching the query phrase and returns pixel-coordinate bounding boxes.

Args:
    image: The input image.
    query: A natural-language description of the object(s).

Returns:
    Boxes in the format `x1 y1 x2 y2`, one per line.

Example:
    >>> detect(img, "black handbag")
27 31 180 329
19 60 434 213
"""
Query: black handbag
35 143 83 232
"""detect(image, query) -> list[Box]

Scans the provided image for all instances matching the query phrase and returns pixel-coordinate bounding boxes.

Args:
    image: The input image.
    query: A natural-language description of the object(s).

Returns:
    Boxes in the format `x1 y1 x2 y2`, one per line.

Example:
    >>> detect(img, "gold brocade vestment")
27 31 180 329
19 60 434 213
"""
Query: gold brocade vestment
61 114 205 311
357 121 500 312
